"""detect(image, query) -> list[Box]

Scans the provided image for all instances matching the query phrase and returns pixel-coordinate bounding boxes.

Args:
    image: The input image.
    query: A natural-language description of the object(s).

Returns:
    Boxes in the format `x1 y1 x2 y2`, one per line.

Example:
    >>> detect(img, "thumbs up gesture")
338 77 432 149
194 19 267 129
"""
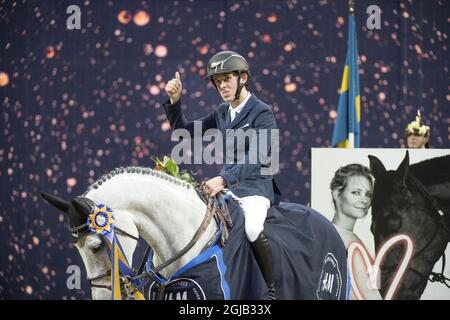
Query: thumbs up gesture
165 71 183 105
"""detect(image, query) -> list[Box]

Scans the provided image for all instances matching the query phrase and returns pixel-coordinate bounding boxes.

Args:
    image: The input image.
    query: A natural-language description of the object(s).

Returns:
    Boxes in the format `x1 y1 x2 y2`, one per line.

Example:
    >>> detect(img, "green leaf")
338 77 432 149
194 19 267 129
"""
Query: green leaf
153 155 199 188
180 172 190 180
165 158 179 174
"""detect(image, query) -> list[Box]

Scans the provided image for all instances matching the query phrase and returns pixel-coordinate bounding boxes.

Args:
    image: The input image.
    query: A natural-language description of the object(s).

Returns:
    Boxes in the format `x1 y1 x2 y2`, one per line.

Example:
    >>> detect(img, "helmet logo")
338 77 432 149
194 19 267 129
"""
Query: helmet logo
210 60 225 70
209 54 245 72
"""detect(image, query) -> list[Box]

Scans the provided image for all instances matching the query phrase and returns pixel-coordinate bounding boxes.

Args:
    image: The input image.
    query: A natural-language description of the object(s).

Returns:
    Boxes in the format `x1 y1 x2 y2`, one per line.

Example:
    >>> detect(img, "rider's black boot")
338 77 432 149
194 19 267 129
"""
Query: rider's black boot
251 231 276 300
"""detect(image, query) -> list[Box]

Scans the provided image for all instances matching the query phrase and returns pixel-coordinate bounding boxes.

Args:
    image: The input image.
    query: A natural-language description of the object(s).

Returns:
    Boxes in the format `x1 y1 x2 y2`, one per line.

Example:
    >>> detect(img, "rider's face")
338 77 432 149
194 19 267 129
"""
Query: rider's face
212 72 247 103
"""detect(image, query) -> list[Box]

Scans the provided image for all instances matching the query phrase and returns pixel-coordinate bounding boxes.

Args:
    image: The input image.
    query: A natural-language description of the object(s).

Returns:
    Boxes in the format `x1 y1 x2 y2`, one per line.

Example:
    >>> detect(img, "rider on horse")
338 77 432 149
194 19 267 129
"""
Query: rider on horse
164 50 279 299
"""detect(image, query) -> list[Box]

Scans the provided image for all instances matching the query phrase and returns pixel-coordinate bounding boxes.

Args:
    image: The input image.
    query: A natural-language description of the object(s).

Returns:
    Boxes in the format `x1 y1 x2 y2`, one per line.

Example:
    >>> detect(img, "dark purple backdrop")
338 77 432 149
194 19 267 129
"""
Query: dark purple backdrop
0 0 448 299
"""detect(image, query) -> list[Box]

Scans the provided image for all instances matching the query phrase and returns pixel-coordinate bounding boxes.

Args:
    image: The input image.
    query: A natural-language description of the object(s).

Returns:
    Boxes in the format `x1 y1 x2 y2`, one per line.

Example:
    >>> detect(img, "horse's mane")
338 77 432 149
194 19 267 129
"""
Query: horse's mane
82 166 195 196
409 155 450 187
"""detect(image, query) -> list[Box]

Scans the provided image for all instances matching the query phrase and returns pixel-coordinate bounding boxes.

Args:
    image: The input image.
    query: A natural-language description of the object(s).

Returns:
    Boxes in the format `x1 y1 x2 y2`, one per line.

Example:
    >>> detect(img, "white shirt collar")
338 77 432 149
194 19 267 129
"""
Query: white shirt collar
228 92 251 115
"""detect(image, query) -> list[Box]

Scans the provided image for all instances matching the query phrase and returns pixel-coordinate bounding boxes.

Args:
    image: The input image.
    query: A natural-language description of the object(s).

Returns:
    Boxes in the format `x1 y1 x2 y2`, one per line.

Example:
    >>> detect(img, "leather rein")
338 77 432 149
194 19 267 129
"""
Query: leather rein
407 174 450 288
131 189 232 286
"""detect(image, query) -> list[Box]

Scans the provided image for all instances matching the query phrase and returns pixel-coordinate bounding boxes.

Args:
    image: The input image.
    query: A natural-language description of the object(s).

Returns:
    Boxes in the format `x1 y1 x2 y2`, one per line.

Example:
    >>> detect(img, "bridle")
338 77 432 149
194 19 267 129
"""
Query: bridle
401 174 450 289
71 190 232 296
130 189 232 296
69 222 139 290
87 270 111 290
376 173 450 296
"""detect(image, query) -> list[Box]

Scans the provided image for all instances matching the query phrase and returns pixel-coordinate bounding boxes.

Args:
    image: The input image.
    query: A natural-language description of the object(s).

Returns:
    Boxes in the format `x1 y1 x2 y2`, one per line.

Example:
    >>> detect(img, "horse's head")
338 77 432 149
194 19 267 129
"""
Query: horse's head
41 192 139 299
369 151 448 299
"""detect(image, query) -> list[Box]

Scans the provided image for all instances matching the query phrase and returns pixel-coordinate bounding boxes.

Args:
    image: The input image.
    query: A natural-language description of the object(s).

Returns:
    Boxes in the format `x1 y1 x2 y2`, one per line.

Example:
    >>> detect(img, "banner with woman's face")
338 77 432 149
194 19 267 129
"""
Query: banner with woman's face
311 148 450 300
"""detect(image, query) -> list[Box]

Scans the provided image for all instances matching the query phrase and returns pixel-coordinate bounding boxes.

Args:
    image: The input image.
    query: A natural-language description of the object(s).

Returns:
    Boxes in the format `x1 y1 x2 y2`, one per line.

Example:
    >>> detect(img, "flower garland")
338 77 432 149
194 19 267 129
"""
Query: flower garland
153 156 199 188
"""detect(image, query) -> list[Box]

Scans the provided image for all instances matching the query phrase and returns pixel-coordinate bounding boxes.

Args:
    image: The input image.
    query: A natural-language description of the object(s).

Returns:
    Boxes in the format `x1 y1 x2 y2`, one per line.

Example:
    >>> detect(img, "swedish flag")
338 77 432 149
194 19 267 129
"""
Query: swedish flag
332 13 361 148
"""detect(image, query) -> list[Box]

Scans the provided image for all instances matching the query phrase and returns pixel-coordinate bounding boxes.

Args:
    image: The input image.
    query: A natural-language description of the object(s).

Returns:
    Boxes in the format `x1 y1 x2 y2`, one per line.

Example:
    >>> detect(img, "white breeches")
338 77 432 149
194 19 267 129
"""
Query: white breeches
229 192 270 242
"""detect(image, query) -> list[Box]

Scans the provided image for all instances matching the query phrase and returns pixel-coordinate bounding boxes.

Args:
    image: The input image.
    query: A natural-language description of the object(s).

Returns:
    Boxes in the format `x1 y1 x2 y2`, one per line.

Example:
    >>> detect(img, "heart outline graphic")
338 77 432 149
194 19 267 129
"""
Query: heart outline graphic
347 234 414 300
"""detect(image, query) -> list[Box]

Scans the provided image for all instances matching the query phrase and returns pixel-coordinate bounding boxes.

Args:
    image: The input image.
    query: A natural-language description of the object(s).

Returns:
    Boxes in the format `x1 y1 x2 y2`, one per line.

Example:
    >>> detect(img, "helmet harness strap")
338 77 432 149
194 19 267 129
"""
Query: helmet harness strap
234 72 244 102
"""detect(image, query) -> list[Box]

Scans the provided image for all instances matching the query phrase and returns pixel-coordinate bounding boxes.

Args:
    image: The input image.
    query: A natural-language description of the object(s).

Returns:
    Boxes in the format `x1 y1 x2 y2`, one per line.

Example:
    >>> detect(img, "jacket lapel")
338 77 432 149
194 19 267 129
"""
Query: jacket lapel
224 107 231 128
229 94 256 129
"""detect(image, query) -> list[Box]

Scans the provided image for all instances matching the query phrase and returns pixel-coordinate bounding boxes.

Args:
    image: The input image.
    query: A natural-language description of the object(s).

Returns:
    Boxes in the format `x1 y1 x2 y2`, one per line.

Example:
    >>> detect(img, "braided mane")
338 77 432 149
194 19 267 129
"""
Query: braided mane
82 166 194 196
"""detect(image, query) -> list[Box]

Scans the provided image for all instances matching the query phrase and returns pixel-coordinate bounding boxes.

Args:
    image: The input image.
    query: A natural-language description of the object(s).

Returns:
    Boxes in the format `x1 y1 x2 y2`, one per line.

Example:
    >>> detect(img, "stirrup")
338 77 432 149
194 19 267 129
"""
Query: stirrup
267 282 276 300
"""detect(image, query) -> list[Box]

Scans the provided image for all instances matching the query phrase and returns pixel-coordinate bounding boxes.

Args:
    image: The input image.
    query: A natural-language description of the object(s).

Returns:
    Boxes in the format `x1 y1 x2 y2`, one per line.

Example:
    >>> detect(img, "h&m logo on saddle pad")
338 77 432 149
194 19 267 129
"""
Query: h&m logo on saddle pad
316 253 343 300
148 278 206 300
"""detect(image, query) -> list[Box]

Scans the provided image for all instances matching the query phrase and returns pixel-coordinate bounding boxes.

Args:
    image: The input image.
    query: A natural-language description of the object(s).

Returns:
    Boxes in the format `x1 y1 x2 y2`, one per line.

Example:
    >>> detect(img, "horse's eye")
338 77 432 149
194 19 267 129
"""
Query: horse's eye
387 214 402 232
92 242 104 253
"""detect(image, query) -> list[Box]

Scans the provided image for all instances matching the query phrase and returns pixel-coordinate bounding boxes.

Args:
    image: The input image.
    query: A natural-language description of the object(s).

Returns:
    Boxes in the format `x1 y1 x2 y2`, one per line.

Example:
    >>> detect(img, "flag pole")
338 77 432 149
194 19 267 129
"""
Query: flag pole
349 133 355 148
331 0 360 148
348 0 355 148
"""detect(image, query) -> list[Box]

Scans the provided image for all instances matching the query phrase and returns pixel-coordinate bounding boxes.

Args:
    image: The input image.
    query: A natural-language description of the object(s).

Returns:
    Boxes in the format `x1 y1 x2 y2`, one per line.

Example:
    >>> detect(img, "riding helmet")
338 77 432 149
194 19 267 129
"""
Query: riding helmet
206 51 250 101
205 51 249 80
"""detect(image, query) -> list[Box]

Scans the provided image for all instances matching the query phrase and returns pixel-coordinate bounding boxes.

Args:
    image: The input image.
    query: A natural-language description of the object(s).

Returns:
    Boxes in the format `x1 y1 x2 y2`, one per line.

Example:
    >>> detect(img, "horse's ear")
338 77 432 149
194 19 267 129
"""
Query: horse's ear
368 155 386 179
71 196 94 216
41 192 70 213
396 151 410 183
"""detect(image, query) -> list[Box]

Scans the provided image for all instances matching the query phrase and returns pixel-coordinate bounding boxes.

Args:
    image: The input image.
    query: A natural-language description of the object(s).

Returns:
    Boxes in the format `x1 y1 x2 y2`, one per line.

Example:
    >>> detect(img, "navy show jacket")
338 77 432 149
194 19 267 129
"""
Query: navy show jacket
163 94 279 204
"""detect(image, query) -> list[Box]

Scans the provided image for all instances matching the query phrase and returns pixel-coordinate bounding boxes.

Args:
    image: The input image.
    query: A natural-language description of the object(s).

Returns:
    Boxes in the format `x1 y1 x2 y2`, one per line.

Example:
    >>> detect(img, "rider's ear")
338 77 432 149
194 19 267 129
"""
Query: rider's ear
41 192 70 213
240 72 248 84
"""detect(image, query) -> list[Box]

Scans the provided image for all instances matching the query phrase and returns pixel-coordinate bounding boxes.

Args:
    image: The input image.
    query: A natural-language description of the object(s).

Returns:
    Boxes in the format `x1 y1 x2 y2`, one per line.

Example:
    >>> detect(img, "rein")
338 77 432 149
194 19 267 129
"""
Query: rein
72 188 232 299
428 254 450 288
407 173 450 289
409 174 449 230
131 189 233 291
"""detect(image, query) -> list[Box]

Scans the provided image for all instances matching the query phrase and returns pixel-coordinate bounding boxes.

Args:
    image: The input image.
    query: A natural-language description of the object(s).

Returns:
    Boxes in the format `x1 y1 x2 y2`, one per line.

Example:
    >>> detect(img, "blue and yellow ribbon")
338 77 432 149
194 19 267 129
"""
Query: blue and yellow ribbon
88 204 145 300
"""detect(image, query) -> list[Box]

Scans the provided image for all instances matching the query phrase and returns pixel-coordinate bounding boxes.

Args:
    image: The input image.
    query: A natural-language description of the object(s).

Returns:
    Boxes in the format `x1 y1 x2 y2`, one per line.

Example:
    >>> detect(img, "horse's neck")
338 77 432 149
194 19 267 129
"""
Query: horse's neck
86 174 216 277
408 174 450 212
427 181 450 203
